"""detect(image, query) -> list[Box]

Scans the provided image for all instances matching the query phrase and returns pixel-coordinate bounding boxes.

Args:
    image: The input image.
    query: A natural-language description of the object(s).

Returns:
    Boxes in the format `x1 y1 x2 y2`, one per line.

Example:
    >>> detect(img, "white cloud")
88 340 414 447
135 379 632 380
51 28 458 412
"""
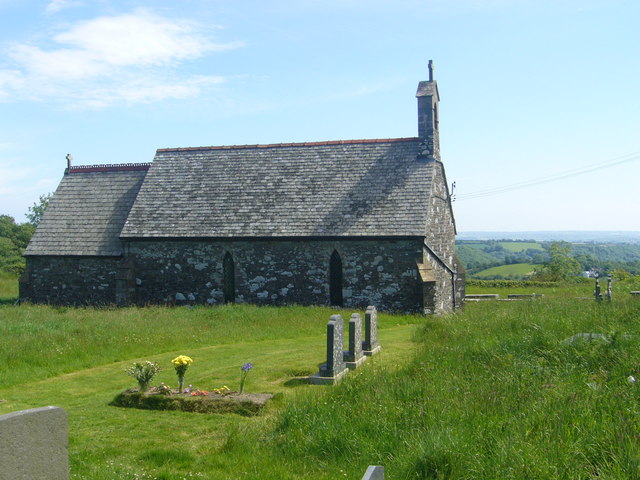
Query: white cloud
72 75 227 109
0 9 243 107
45 0 84 14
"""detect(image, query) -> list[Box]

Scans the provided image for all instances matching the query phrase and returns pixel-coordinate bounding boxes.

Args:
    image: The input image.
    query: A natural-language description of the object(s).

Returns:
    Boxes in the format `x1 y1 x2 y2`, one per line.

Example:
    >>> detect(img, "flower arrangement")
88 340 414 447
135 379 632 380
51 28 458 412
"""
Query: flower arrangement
158 382 172 395
213 385 231 395
239 362 253 394
171 355 193 393
124 361 161 392
190 389 209 396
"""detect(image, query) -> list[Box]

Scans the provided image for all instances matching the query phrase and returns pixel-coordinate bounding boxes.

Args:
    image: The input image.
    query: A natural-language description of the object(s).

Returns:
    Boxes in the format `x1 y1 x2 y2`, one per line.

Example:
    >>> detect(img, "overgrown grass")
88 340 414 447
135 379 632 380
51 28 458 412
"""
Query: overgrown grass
0 271 18 304
2 282 640 478
0 303 421 388
269 297 640 478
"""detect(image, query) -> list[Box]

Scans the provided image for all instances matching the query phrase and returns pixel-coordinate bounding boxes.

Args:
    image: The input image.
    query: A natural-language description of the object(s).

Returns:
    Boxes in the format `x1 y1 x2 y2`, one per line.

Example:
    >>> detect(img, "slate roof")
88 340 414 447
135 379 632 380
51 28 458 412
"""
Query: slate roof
25 167 148 256
121 138 436 238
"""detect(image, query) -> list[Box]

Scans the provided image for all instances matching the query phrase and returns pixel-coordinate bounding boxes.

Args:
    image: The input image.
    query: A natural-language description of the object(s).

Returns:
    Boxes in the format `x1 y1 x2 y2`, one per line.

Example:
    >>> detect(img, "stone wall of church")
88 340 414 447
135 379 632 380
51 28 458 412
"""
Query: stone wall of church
20 256 120 305
125 238 425 312
20 236 463 313
421 160 465 313
424 161 456 268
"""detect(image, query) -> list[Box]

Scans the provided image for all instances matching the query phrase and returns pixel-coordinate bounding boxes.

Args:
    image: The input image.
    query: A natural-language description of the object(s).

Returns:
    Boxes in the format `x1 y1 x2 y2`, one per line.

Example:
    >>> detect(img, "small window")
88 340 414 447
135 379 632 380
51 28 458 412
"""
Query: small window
329 250 343 307
223 252 235 304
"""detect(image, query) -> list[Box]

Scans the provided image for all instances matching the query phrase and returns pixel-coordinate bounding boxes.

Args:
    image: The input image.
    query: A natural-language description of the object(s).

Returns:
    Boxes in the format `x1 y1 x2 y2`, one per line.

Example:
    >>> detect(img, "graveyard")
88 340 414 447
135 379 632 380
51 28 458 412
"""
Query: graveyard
2 281 640 478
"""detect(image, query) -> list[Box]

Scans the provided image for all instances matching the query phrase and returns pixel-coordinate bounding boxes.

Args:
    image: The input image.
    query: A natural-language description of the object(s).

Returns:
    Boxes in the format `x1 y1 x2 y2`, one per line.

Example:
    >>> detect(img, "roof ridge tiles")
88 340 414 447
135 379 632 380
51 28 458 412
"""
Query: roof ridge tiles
68 163 151 173
156 137 419 153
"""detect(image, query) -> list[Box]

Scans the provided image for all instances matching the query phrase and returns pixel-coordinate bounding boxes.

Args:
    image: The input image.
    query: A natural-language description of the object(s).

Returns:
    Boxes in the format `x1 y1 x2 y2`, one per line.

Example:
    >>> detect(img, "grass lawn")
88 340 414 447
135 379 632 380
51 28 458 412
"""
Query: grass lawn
2 276 640 478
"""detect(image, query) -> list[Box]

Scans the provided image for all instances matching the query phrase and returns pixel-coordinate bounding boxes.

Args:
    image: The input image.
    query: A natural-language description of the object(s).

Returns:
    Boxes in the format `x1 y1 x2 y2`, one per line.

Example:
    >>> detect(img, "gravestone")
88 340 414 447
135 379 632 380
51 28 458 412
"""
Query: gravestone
344 313 366 370
362 465 385 480
594 276 603 302
0 406 69 480
310 314 348 385
362 306 381 356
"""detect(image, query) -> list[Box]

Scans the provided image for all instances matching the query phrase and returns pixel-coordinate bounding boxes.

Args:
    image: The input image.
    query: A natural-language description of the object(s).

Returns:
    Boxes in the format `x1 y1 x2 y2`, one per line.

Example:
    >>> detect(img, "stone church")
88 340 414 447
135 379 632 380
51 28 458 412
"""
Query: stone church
20 62 465 313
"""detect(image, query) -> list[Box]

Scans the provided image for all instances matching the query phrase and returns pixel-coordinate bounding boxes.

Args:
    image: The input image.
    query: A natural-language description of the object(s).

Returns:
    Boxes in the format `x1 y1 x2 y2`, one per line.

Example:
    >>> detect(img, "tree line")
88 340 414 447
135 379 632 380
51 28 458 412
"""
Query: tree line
0 193 51 275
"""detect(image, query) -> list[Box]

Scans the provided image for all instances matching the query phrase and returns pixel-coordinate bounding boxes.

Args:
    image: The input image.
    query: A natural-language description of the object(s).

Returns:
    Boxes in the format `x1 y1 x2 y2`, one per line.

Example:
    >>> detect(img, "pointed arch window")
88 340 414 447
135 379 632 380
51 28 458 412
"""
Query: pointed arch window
223 252 235 304
329 250 343 307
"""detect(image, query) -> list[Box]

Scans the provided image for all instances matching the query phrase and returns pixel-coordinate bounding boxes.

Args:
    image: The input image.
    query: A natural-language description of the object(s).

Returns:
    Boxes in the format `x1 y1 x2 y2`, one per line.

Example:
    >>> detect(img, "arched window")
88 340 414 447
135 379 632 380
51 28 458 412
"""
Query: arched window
329 250 343 307
223 252 235 304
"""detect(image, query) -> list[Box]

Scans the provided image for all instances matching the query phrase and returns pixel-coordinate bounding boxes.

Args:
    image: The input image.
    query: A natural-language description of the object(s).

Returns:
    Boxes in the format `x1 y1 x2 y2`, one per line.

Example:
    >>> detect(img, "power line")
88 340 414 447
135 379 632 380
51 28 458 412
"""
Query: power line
456 151 640 201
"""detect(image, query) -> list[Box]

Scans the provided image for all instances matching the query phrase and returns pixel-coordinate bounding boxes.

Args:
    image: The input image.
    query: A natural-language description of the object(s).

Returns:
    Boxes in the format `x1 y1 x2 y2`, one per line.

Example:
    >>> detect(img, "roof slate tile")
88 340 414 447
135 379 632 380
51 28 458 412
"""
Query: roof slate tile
121 138 434 238
25 170 147 256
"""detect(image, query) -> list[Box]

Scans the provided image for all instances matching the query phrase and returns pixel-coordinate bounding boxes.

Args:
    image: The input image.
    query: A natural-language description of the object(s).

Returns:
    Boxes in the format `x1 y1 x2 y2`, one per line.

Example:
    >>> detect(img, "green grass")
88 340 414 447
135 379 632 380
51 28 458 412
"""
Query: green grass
0 271 18 304
3 277 640 478
467 277 640 299
0 304 419 479
0 303 421 389
474 262 539 278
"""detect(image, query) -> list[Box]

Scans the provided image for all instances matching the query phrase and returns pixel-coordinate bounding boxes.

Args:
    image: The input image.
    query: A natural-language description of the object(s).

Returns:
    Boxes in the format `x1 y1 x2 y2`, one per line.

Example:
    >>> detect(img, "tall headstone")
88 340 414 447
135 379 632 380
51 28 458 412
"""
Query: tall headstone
362 306 381 356
344 313 366 370
0 406 69 480
606 275 612 302
310 314 348 385
595 276 603 302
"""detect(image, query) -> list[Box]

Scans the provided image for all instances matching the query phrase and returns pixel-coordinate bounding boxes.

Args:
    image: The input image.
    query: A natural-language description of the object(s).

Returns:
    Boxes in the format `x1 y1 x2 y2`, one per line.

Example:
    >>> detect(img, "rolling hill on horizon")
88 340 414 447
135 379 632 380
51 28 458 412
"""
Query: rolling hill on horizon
457 231 640 244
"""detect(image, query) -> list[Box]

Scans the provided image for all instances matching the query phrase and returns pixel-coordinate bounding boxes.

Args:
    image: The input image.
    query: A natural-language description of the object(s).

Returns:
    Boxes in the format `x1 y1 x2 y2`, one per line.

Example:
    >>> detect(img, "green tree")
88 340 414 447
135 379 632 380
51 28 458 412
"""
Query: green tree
0 215 35 274
610 268 631 282
533 241 581 282
26 192 53 226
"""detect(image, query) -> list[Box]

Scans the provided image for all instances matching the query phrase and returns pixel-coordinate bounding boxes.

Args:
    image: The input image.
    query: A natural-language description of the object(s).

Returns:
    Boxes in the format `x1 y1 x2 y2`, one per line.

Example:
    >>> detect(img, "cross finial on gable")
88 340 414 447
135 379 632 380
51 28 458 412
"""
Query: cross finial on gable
428 60 434 82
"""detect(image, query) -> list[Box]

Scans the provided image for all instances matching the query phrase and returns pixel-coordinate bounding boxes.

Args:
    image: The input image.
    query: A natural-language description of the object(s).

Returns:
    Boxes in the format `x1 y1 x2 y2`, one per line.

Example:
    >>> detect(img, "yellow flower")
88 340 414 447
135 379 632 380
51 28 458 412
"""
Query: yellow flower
171 355 193 366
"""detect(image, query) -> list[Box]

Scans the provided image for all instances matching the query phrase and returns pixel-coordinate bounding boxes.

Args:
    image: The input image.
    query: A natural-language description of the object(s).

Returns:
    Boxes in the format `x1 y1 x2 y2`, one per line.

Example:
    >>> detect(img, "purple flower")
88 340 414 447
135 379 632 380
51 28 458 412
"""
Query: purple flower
242 362 253 372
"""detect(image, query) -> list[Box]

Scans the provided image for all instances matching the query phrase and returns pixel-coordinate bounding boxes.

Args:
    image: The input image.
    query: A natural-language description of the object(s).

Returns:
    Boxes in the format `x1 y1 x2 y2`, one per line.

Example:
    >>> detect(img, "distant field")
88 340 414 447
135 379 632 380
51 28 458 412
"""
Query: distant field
474 263 539 278
497 242 544 252
457 241 544 253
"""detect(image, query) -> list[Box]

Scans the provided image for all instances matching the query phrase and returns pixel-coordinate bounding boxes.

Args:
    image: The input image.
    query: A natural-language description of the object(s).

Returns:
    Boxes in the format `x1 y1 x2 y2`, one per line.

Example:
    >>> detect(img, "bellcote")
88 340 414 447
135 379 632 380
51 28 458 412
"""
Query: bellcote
416 60 440 160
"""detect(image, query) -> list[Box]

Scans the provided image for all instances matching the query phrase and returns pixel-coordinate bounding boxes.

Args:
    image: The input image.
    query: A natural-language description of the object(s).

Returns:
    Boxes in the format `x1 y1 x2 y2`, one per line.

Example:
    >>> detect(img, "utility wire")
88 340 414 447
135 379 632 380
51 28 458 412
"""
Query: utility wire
456 151 640 201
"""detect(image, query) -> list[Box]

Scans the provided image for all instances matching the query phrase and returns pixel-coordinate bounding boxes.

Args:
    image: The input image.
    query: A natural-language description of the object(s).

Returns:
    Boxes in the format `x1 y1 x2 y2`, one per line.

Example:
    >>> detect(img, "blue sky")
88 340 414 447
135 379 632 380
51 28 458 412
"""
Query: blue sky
0 0 638 232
